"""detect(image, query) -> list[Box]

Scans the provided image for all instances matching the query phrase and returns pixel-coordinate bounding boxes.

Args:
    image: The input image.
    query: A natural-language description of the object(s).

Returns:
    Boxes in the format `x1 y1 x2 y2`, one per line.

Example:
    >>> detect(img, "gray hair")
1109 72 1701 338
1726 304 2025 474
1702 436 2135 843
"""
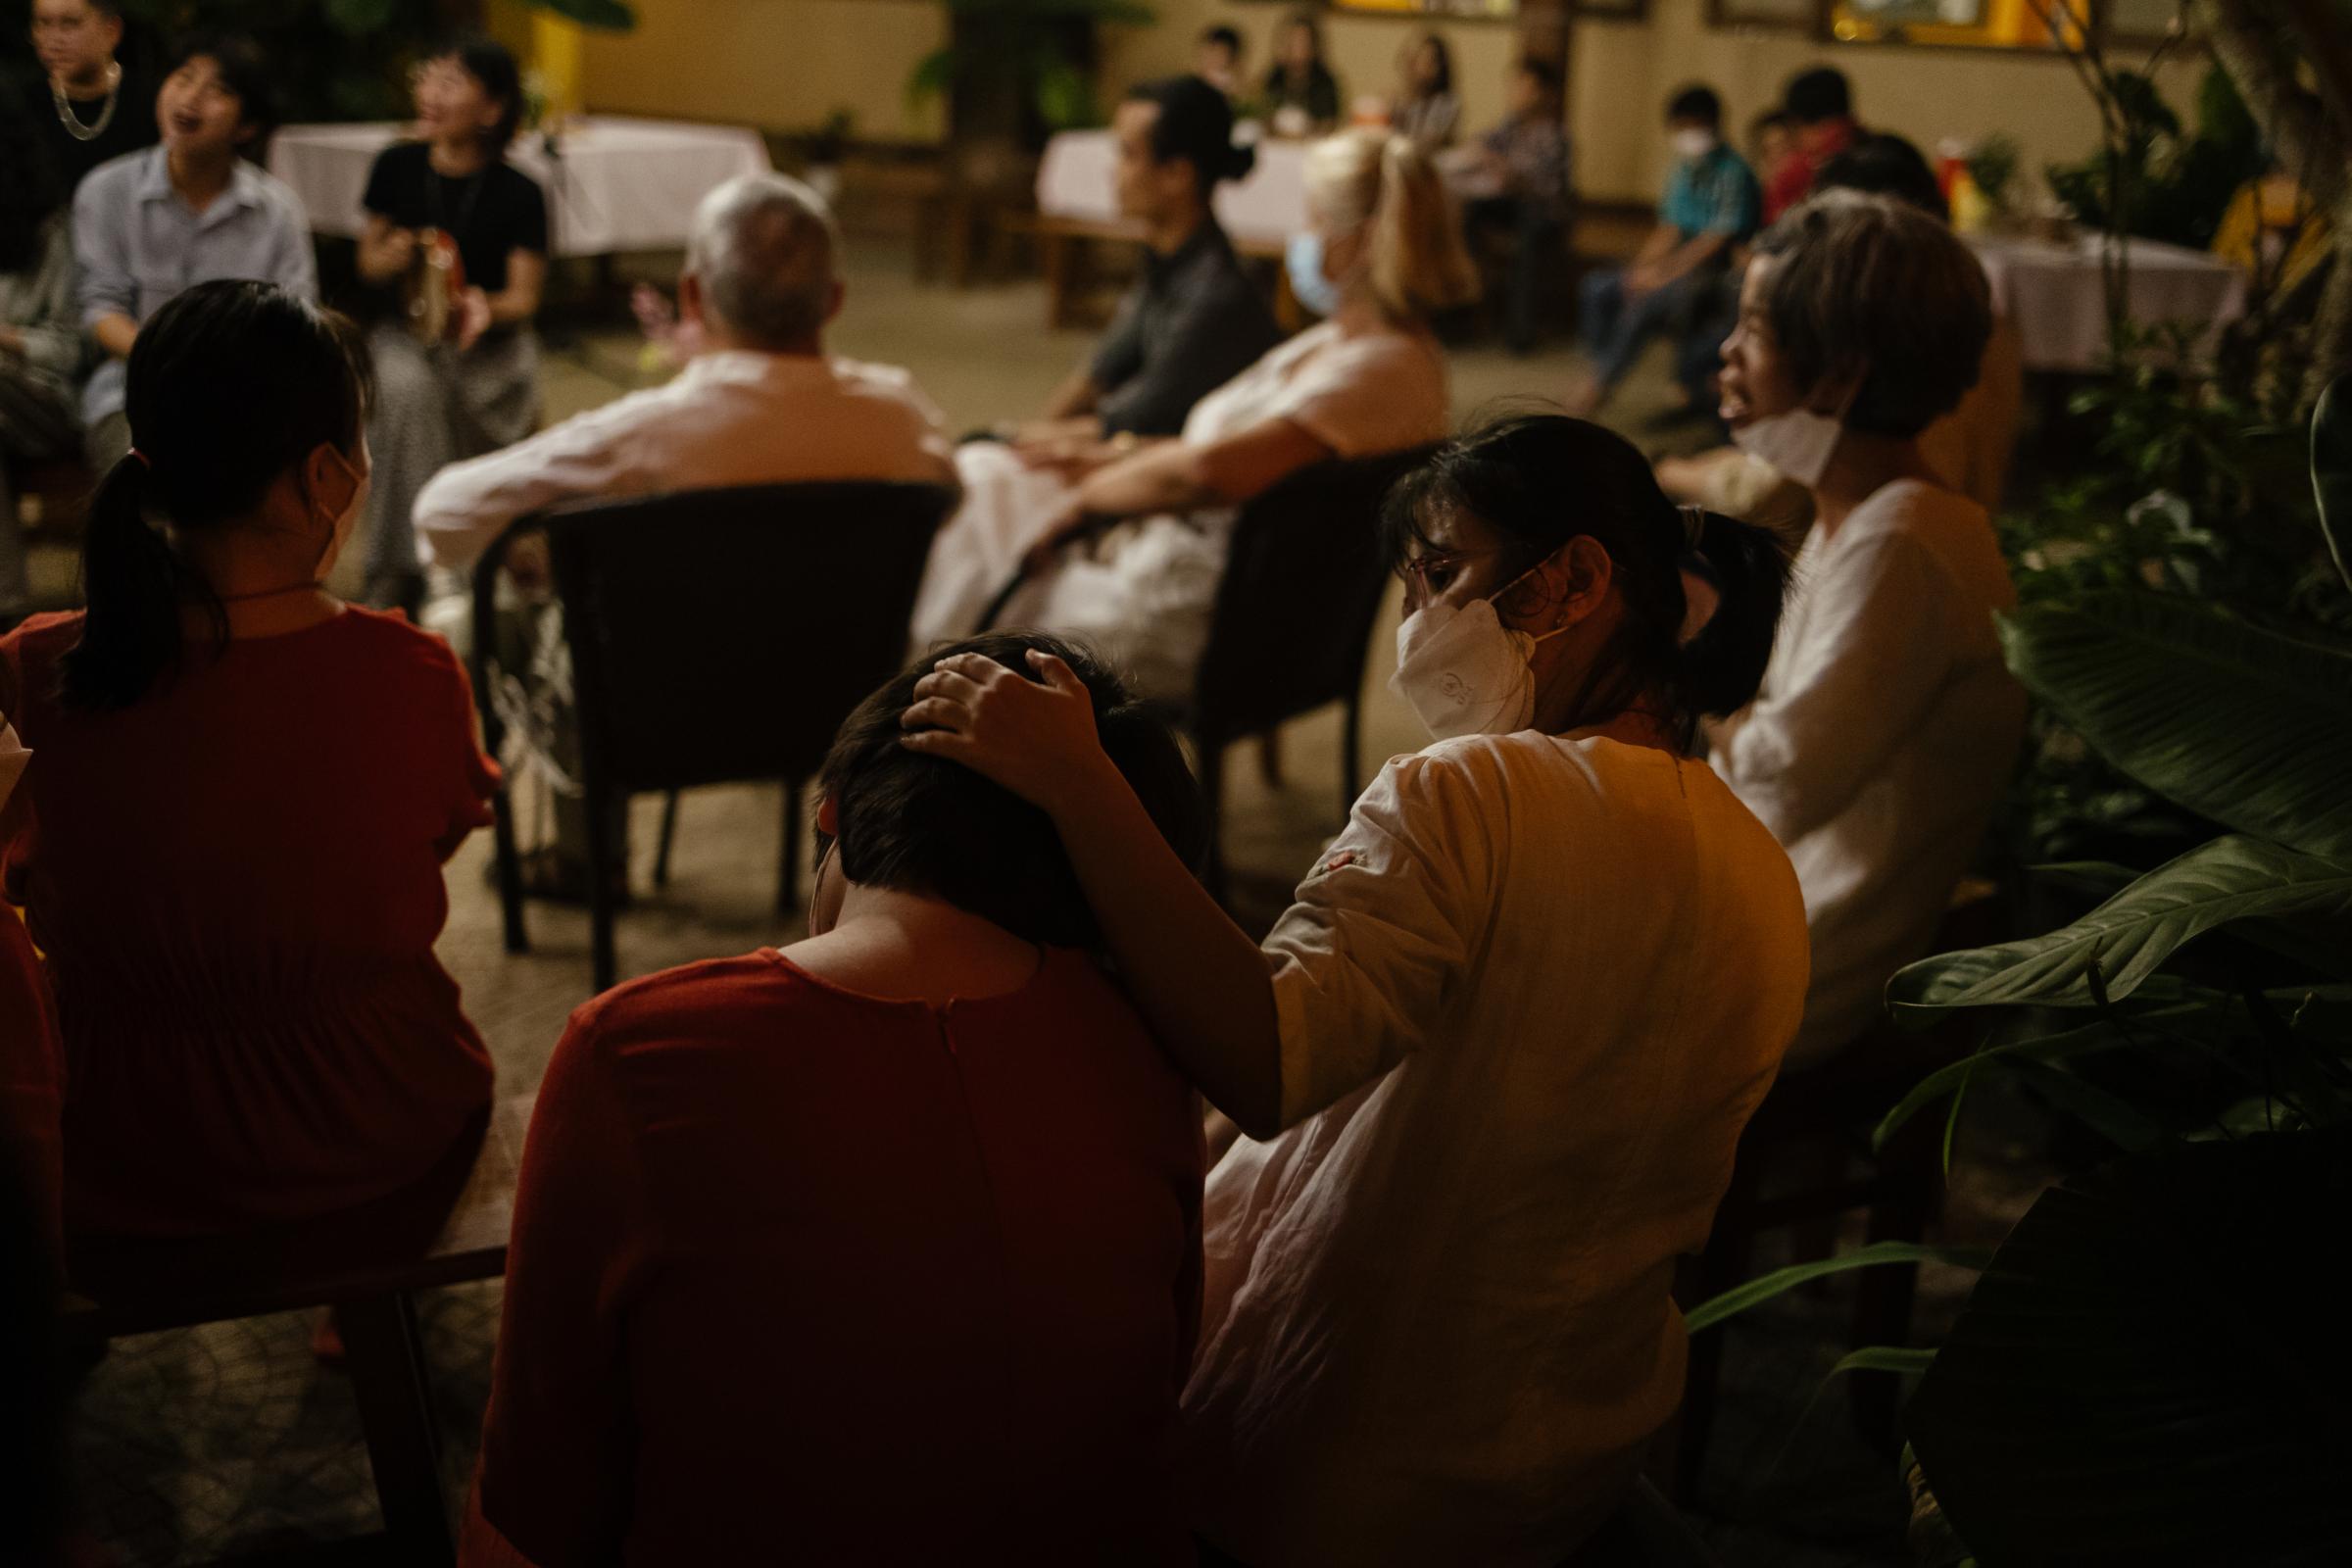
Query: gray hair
685 172 841 350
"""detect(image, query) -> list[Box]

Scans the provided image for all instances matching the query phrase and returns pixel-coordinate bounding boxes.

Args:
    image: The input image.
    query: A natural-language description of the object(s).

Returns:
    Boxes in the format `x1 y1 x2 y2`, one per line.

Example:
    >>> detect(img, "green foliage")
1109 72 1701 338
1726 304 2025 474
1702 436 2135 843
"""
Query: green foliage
2043 65 2266 250
907 0 1155 141
1904 1131 2352 1566
1964 133 2020 214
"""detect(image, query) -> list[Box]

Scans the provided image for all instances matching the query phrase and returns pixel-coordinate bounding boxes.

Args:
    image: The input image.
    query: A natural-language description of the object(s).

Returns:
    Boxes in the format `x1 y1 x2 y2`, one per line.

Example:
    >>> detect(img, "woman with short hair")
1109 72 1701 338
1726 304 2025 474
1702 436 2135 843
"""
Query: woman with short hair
353 36 548 615
1709 190 2025 1067
466 633 1207 1565
0 280 499 1236
913 127 1478 704
906 414 1810 1562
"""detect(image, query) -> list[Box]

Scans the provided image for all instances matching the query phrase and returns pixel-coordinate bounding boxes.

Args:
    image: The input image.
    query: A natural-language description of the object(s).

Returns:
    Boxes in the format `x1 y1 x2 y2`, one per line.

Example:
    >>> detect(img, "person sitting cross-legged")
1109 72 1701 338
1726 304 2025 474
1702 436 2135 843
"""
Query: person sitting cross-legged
461 633 1208 1567
412 171 956 901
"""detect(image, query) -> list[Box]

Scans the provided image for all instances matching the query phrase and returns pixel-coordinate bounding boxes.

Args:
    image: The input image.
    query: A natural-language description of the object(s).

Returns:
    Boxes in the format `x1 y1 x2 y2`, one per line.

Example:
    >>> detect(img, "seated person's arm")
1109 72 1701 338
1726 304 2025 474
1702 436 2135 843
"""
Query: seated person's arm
1642 229 1731 290
464 1019 649 1567
485 248 546 327
90 314 137 361
1628 221 1679 273
1038 367 1105 424
415 413 638 574
356 213 416 284
1071 416 1332 520
74 178 137 361
1092 284 1272 441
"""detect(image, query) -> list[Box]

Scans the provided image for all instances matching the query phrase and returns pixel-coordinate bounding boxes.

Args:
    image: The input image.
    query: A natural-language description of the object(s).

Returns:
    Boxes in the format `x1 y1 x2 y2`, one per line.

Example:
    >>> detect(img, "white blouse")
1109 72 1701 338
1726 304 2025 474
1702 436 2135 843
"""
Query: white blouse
1713 478 2025 1065
1182 732 1808 1565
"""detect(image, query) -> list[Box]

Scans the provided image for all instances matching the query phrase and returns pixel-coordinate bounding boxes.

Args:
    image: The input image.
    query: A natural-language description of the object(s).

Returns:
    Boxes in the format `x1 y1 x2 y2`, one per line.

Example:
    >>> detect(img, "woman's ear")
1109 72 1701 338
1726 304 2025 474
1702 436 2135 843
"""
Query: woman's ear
1503 537 1613 631
301 442 362 528
815 795 840 836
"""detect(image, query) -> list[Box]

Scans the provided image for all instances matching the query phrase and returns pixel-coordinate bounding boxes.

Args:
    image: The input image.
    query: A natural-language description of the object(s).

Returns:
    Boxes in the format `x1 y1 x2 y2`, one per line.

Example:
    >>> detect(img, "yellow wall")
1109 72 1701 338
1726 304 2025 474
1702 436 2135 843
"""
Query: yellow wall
561 0 2195 205
573 0 948 143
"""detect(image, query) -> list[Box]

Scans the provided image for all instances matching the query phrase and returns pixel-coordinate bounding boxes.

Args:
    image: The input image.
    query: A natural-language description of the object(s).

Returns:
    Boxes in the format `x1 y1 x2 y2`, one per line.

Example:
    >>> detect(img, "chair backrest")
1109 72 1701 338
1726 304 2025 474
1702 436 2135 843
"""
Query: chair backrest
1188 444 1436 744
531 481 956 794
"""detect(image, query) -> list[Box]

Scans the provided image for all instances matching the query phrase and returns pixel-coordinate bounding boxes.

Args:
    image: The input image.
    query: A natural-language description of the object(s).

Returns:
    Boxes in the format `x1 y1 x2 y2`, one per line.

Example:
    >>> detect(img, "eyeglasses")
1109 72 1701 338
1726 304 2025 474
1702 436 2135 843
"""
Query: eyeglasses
1398 546 1501 598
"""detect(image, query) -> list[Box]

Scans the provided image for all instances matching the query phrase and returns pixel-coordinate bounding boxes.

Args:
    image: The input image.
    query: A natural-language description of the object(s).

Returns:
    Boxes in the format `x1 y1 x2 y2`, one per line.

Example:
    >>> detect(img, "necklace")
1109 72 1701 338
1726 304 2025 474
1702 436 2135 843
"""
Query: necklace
215 580 327 605
51 62 121 143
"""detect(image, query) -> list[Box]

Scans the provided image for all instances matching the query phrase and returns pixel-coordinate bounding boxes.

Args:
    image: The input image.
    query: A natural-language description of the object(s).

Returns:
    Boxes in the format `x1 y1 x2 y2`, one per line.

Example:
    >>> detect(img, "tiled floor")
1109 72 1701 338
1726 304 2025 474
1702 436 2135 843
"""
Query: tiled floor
61 239 2048 1566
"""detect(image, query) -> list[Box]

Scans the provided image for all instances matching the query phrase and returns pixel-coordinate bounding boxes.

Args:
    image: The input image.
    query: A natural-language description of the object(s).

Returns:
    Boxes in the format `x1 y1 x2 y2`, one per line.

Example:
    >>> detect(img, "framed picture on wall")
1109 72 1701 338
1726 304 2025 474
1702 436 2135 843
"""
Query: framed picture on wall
1323 0 1652 20
1704 0 1820 33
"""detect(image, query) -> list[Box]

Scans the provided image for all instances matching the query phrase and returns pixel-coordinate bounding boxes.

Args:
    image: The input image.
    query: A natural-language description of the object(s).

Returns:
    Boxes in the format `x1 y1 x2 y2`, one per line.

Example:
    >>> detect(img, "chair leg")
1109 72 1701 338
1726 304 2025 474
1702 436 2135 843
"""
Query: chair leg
653 791 680 890
1676 1216 1750 1505
584 780 619 994
490 785 528 956
1340 692 1364 820
1200 741 1228 905
777 779 805 918
335 1293 453 1566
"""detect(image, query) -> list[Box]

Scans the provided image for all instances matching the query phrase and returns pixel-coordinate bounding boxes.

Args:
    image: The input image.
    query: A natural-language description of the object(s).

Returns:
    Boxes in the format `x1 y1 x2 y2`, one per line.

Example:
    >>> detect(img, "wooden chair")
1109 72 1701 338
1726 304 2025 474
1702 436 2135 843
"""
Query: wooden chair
470 481 958 993
60 1094 533 1568
1675 880 2006 1497
979 447 1435 901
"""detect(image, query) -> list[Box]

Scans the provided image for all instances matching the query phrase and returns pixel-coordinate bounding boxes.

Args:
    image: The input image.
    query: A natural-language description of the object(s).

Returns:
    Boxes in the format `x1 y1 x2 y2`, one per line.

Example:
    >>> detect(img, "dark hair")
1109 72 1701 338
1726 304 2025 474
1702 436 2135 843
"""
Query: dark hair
820 634 1204 950
432 35 525 156
1667 83 1722 128
1201 24 1243 55
165 32 278 152
1750 191 1991 439
1380 413 1792 740
1751 108 1794 137
1784 66 1852 124
60 281 371 711
0 78 60 272
1127 75 1255 190
1410 33 1452 97
1818 130 1949 222
1516 57 1565 101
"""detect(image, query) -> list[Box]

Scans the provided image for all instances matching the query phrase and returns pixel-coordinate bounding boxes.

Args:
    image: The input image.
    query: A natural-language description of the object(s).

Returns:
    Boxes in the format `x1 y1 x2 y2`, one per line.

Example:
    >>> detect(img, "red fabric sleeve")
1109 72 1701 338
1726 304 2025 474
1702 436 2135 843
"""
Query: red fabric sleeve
464 1005 656 1568
0 912 61 1262
433 648 503 864
1763 149 1813 223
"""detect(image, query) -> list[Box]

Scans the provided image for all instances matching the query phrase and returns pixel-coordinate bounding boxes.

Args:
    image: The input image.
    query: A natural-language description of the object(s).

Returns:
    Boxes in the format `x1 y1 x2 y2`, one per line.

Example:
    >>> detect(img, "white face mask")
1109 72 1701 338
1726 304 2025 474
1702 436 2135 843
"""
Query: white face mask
1670 127 1716 163
1729 382 1857 489
1389 564 1575 742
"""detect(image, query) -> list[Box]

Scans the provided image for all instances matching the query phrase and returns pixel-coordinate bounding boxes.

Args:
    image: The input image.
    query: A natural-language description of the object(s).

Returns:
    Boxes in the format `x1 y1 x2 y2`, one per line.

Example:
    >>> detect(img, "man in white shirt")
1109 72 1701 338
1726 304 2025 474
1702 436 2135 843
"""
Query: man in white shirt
413 172 956 900
414 171 956 582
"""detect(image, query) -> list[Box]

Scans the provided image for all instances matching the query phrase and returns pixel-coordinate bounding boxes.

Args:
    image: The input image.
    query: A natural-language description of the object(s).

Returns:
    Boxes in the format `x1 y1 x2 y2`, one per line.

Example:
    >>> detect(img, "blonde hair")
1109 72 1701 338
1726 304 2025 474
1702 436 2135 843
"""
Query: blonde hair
1303 128 1479 323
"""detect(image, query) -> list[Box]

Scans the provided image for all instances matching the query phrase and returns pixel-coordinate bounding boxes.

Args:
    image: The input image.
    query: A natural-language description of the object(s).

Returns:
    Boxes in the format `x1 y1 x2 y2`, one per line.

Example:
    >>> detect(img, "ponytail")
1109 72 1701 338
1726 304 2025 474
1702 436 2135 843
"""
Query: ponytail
1677 509 1793 717
1368 132 1478 321
53 280 370 712
58 457 224 711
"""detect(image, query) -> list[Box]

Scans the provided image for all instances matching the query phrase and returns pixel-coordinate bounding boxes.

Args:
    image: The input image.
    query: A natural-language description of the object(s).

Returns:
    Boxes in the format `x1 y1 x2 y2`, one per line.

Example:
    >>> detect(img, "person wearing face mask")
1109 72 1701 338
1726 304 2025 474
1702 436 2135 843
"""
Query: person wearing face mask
901 414 1808 1563
0 281 499 1238
466 633 1205 1565
1564 84 1757 420
910 128 1476 703
1708 192 2023 1070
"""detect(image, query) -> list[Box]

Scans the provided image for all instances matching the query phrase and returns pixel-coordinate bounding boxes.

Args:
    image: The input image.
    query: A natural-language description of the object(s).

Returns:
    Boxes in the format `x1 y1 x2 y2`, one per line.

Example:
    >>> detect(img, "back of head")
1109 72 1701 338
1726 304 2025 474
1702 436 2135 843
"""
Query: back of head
1817 131 1948 221
61 280 370 711
687 172 840 351
822 634 1204 950
1202 24 1242 55
440 35 525 155
1304 128 1478 322
169 32 277 152
1517 56 1565 108
1381 412 1793 737
1751 189 1991 438
0 76 59 273
1666 83 1722 129
1784 66 1851 125
1127 75 1254 192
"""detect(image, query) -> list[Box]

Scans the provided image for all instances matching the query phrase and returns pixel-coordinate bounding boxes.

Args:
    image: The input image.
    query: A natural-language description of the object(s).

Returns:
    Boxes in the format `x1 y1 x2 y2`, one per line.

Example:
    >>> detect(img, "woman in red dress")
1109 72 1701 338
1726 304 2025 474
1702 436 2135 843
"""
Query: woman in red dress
0 279 498 1237
464 634 1207 1567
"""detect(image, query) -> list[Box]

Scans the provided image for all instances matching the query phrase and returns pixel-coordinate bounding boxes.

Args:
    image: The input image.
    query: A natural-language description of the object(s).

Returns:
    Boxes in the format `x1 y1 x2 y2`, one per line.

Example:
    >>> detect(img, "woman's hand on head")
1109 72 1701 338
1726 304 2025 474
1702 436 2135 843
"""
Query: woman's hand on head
900 649 1114 817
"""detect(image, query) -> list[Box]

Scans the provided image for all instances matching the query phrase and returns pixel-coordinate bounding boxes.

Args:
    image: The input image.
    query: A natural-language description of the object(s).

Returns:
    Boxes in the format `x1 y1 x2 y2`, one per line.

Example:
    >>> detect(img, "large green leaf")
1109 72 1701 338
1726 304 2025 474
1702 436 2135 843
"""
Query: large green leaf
1889 836 2352 1016
1997 593 2352 860
1685 1241 1992 1335
1907 1129 2352 1566
2315 374 2352 595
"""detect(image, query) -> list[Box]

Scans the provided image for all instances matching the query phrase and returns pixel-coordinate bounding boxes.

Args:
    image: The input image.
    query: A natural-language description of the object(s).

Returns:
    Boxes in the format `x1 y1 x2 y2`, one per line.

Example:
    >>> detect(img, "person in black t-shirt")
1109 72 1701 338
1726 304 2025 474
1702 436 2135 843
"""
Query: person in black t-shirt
353 37 547 614
27 0 157 199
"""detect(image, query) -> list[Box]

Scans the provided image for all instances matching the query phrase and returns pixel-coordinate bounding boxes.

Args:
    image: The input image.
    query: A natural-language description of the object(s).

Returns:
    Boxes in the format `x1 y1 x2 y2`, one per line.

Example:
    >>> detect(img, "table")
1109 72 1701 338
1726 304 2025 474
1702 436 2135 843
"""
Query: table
1035 127 1310 250
1966 232 2249 373
270 115 771 256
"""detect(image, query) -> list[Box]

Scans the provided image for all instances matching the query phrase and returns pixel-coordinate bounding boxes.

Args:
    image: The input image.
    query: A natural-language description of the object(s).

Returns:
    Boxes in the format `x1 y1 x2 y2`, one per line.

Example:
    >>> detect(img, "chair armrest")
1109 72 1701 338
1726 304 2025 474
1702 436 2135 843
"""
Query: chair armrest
970 510 1121 635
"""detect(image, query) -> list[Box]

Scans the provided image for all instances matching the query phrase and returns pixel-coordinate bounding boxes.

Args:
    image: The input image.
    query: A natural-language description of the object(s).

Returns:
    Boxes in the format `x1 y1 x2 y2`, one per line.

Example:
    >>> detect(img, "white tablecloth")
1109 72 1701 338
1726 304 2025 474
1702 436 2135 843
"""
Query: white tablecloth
1967 233 2248 373
270 115 771 257
1036 129 1308 248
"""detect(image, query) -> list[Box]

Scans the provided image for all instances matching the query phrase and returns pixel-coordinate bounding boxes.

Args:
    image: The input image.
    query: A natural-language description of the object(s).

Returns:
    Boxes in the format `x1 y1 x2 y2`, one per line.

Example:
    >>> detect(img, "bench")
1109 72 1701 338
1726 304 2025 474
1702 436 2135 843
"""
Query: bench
61 1093 534 1567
